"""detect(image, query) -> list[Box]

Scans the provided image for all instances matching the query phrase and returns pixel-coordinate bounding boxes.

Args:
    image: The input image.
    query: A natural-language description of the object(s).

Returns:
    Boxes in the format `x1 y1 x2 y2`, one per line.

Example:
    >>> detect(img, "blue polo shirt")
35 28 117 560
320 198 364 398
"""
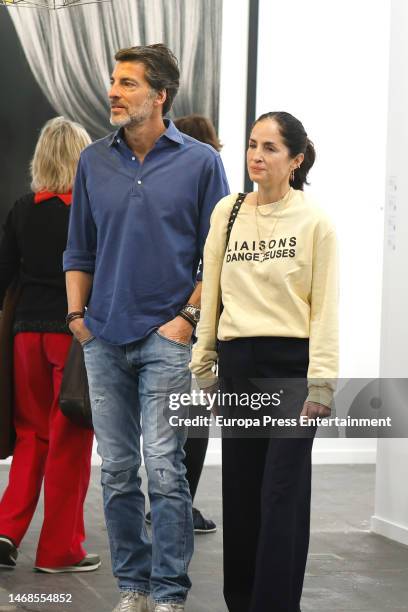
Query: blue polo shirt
63 120 229 345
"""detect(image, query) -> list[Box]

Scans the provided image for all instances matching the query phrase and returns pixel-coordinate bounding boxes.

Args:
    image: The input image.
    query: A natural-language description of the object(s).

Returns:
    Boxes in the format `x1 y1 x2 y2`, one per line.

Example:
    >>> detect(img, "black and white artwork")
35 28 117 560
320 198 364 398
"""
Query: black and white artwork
0 0 223 221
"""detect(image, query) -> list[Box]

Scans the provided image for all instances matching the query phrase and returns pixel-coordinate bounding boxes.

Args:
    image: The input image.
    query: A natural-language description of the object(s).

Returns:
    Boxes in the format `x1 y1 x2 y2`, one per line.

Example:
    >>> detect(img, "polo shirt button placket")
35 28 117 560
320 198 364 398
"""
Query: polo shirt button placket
132 156 143 187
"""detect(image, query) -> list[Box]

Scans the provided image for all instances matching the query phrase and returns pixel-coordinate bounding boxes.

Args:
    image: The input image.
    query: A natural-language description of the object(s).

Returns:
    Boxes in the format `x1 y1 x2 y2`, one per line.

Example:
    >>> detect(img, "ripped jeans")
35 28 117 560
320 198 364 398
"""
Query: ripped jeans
83 331 193 603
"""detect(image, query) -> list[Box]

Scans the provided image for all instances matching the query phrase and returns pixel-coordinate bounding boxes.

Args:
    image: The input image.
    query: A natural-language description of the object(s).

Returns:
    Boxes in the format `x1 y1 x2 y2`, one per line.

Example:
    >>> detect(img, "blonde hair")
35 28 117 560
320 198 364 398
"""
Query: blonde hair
30 116 92 193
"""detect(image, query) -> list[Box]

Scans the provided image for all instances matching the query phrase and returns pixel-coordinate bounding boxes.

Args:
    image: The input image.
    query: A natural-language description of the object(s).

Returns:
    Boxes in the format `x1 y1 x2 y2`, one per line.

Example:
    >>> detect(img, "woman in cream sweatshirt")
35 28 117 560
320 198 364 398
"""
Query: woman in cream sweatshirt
190 111 338 612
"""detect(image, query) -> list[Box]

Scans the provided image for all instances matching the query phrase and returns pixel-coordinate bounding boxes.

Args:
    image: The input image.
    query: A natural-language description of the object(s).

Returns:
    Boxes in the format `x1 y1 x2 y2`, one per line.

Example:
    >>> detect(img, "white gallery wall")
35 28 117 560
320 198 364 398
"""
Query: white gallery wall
371 0 408 546
218 0 249 190
214 0 391 464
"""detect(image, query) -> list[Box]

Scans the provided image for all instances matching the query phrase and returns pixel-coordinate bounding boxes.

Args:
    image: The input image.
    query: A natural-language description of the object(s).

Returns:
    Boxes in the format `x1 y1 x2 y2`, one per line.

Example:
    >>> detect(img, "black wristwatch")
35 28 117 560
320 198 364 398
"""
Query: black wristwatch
178 304 200 328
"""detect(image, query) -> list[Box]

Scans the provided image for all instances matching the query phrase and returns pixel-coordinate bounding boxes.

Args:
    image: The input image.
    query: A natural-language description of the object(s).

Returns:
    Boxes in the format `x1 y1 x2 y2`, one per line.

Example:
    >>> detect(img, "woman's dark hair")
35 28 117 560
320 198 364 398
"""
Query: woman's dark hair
115 44 180 115
174 114 222 151
253 111 316 190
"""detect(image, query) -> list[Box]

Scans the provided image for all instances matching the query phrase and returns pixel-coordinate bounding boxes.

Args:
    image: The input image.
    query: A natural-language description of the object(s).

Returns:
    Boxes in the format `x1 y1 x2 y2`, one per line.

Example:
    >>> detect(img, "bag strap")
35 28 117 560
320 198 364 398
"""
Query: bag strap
226 192 246 249
218 193 246 317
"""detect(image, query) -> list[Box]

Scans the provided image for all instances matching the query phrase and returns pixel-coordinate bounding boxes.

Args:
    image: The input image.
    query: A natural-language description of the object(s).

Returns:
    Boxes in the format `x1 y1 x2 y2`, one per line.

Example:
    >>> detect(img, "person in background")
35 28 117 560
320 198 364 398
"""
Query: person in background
145 113 222 535
64 45 229 612
174 114 222 152
191 111 338 612
0 117 99 574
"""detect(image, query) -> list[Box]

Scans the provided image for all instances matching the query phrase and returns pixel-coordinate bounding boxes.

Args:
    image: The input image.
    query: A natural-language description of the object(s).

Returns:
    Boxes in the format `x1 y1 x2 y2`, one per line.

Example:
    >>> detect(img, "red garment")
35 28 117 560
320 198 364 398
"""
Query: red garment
34 191 72 206
0 333 93 567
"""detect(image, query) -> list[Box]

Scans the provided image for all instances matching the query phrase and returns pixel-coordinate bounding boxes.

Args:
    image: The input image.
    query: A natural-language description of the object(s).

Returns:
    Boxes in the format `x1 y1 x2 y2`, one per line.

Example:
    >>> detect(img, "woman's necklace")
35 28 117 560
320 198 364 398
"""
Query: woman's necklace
255 188 292 252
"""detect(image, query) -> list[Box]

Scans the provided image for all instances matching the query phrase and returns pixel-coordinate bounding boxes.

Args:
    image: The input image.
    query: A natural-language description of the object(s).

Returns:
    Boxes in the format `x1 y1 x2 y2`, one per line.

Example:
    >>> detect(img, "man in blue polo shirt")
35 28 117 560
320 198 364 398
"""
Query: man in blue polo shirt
63 44 229 612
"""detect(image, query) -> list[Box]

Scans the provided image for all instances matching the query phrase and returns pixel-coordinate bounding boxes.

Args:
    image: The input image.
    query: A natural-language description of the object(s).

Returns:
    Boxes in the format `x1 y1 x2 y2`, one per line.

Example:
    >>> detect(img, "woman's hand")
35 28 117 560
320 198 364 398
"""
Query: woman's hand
202 382 220 417
300 400 331 420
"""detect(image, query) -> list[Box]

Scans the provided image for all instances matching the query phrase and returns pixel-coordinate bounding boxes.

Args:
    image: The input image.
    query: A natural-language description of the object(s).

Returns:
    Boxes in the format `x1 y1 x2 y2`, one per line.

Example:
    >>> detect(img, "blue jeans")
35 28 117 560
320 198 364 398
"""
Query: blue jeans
83 331 194 604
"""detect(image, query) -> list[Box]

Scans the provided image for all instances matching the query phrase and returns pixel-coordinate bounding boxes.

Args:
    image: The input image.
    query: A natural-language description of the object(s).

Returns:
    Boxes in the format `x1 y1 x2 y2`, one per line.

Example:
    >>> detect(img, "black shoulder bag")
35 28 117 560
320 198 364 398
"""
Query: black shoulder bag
59 338 93 430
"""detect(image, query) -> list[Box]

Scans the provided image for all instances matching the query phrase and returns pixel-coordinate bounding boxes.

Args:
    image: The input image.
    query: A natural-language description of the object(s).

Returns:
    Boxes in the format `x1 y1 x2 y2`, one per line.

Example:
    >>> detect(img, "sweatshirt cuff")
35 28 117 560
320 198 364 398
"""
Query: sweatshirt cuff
307 385 334 408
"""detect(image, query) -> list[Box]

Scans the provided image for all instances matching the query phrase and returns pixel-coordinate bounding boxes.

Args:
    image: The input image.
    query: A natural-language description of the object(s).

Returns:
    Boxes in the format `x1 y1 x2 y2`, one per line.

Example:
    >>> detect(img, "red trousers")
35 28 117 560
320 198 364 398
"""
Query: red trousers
0 332 93 567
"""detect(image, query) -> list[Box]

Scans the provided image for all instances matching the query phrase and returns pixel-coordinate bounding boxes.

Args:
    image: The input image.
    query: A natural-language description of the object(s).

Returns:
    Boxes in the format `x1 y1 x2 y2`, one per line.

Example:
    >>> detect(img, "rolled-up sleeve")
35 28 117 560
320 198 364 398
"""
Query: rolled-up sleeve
196 153 229 281
63 154 97 273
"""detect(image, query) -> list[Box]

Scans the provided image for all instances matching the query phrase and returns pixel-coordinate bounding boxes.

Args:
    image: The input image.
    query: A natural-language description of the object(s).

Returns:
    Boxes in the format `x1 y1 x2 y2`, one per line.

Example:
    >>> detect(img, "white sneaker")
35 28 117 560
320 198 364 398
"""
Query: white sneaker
154 604 185 612
113 592 151 612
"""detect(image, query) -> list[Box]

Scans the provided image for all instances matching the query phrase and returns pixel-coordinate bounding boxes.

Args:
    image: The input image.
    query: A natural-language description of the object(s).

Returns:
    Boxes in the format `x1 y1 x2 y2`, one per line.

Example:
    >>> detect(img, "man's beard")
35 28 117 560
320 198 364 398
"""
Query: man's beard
110 92 155 128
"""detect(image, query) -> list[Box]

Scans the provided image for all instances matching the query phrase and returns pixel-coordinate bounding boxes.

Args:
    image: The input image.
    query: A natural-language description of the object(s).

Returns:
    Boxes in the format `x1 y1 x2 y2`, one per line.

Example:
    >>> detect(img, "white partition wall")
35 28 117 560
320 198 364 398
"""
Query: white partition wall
371 0 408 546
218 0 250 190
255 0 390 463
256 0 390 380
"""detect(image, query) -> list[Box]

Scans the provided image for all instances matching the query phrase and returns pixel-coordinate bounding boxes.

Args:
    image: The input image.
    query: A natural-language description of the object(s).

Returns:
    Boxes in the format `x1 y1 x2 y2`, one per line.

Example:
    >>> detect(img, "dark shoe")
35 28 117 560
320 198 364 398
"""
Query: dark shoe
35 553 101 573
146 509 216 534
0 536 18 567
192 507 217 533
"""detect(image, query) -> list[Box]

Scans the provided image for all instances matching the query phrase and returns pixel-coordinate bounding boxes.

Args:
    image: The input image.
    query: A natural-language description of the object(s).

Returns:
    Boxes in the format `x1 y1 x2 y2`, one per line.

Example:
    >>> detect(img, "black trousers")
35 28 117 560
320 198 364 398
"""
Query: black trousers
184 388 211 503
219 337 316 612
183 435 209 502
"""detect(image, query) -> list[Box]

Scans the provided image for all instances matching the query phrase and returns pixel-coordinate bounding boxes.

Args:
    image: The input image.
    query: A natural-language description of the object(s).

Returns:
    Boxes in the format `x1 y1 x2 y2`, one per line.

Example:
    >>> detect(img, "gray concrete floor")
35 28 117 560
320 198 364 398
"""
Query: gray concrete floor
0 465 407 612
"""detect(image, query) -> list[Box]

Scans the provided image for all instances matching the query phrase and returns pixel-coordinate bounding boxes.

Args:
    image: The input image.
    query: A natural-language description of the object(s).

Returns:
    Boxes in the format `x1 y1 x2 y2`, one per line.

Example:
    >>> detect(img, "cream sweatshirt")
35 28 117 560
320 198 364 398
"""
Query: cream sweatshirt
190 189 339 407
